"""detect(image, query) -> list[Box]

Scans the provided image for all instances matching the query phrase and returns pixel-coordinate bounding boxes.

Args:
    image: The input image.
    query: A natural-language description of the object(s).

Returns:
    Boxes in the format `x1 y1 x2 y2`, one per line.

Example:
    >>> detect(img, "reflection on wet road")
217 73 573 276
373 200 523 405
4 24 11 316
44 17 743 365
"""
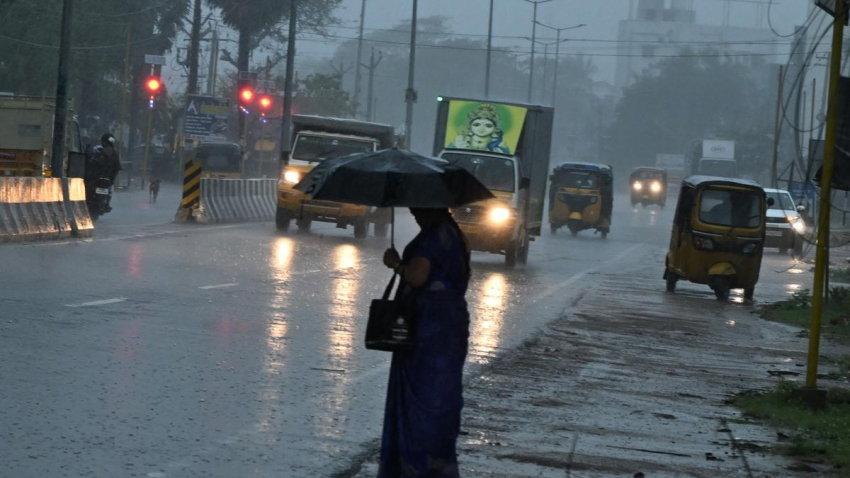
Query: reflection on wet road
0 194 810 477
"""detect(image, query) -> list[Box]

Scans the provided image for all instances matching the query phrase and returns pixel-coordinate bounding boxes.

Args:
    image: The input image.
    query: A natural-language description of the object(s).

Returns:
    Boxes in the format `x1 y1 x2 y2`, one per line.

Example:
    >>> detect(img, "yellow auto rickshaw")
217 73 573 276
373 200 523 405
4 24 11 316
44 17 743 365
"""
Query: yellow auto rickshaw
549 162 613 238
664 176 773 301
630 167 667 208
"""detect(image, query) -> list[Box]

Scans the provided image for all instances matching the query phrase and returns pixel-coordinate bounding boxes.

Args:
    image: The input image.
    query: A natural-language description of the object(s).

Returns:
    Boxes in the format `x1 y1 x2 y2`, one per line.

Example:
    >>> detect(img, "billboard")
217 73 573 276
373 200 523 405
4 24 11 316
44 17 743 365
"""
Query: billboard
184 95 230 141
702 140 735 159
443 101 527 155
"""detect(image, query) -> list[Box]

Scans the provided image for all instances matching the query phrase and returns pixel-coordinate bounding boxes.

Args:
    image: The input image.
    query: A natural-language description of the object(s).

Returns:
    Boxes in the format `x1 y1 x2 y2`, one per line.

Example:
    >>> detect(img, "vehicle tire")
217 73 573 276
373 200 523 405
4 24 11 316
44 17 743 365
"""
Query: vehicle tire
296 217 311 232
569 226 578 237
666 271 678 292
550 224 557 235
505 240 518 268
642 203 647 209
779 246 788 255
275 208 291 231
354 221 368 239
600 230 608 240
744 287 755 301
712 277 730 301
374 221 389 238
90 212 99 223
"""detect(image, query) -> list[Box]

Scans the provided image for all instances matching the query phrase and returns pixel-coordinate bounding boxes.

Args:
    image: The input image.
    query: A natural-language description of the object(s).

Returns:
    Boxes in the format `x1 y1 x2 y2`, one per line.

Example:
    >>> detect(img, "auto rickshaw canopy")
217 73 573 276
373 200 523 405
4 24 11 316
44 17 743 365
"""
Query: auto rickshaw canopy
630 167 667 184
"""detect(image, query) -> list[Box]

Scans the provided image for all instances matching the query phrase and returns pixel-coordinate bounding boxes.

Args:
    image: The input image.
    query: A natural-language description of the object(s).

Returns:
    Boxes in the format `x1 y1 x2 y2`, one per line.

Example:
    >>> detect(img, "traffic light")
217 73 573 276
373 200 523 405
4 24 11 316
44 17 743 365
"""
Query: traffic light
237 76 256 113
145 75 162 109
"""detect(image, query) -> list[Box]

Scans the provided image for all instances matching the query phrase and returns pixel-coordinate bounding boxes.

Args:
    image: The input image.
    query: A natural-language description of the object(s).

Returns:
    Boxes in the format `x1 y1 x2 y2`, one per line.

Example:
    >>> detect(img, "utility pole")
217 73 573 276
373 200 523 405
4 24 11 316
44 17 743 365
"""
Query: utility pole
353 0 367 117
330 59 353 80
280 0 297 158
363 48 383 122
118 23 132 180
484 0 494 98
187 0 202 95
207 26 219 96
771 65 784 188
536 21 587 106
404 0 418 150
51 0 74 177
803 0 845 400
524 0 552 104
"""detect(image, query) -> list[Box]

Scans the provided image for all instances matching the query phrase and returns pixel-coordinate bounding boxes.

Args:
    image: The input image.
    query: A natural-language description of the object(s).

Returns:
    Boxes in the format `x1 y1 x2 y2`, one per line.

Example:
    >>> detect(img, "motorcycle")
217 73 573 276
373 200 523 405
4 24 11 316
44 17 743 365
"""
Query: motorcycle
87 177 113 221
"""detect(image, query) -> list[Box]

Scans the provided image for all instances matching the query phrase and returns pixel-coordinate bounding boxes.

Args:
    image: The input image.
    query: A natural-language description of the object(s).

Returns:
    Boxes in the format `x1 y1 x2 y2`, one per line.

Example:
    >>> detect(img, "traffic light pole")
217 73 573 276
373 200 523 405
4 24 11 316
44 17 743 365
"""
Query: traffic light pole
802 0 845 403
280 0 297 158
50 0 74 177
403 0 418 150
141 107 153 189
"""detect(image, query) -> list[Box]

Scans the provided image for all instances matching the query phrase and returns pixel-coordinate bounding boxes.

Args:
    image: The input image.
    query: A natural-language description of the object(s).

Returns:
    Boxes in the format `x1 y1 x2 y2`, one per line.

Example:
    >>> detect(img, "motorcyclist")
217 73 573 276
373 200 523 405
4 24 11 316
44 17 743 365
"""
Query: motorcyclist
85 133 122 210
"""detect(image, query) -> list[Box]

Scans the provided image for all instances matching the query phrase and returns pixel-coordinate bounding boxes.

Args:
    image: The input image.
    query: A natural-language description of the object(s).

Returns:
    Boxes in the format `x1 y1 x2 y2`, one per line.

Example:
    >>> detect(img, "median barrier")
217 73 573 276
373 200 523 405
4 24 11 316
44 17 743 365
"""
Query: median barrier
194 178 277 223
0 177 92 242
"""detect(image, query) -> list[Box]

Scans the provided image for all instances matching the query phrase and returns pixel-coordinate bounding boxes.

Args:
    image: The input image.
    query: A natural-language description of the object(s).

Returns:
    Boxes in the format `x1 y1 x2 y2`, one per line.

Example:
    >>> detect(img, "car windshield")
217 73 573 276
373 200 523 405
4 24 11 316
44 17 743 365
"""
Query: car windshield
556 170 599 189
766 191 796 211
632 170 663 182
698 159 737 178
698 188 762 228
441 152 515 192
292 134 376 162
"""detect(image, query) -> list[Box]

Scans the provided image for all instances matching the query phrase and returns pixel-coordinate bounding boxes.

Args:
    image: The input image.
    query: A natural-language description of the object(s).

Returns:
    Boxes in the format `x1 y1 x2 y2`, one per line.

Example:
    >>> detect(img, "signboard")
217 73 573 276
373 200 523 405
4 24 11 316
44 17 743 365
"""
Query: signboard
702 140 735 159
184 95 230 141
144 55 167 65
443 101 528 155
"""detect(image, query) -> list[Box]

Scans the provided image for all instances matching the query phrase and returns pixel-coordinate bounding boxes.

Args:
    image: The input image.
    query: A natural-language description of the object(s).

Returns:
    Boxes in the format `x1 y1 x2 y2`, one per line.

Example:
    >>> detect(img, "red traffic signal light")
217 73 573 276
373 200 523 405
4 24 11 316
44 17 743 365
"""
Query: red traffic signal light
259 95 272 110
240 88 254 103
146 77 162 94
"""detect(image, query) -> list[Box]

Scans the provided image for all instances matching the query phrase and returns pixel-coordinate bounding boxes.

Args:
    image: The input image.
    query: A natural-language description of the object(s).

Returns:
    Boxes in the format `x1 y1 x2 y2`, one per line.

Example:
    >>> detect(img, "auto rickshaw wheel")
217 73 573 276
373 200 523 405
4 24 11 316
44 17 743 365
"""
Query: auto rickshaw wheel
296 217 312 232
744 287 755 300
665 271 678 292
374 221 389 238
793 236 804 258
354 221 368 239
505 239 519 268
517 228 530 265
275 208 291 231
712 277 730 301
550 224 557 235
600 230 608 240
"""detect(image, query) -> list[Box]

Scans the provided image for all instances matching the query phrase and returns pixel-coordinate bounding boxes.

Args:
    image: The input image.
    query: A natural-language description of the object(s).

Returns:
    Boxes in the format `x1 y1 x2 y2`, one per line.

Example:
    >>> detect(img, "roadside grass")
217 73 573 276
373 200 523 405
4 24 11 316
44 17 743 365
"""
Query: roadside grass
760 287 850 345
832 267 850 284
735 381 850 475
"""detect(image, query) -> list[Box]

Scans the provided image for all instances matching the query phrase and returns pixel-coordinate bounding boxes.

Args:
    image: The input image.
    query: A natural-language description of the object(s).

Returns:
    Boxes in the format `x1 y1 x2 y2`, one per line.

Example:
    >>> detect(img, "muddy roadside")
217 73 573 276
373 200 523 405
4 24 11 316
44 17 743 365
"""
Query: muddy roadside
344 248 846 477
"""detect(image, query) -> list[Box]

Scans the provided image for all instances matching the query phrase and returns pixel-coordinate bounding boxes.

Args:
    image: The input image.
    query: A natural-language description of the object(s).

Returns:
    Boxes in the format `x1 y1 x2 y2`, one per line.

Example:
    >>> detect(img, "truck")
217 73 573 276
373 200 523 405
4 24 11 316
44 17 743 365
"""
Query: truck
276 115 395 238
0 95 84 177
697 139 737 178
433 96 553 267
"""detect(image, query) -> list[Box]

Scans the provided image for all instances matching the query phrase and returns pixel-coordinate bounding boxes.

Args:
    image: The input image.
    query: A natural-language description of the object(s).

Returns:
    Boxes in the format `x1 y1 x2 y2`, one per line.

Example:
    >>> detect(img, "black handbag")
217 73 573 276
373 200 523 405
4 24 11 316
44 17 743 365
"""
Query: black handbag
365 273 416 352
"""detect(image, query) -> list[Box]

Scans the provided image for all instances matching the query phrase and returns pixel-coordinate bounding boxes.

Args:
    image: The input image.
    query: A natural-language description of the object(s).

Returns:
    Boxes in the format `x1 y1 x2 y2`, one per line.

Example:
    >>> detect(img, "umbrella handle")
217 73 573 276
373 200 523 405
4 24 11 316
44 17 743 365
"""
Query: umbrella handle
391 207 395 250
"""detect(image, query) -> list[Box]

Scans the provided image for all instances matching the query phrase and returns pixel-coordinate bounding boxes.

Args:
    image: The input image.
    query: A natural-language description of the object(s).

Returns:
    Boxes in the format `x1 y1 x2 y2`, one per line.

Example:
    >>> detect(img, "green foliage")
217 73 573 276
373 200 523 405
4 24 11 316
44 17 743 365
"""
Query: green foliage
294 73 355 118
735 382 850 475
832 267 850 284
760 287 850 344
608 49 775 173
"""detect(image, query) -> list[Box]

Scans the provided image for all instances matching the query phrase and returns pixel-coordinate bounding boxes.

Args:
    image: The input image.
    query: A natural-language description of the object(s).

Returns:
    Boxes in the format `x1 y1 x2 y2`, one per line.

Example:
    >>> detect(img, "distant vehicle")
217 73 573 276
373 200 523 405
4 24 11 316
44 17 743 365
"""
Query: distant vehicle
194 142 243 179
697 157 738 178
665 176 771 301
763 188 806 257
433 96 553 267
277 115 395 238
549 162 614 238
0 95 84 177
629 167 667 208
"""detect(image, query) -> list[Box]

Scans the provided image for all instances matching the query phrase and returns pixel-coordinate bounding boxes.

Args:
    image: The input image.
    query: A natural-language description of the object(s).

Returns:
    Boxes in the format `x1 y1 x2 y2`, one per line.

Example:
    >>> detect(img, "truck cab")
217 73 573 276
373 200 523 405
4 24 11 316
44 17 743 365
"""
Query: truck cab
276 115 395 238
697 157 738 178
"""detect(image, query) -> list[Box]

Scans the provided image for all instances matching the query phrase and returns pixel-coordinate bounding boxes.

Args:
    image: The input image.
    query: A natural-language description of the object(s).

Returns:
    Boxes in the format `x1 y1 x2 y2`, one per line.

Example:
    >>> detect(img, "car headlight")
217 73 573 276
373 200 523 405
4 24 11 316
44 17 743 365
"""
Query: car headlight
633 182 643 191
283 170 301 184
789 216 806 234
489 207 511 223
650 181 662 193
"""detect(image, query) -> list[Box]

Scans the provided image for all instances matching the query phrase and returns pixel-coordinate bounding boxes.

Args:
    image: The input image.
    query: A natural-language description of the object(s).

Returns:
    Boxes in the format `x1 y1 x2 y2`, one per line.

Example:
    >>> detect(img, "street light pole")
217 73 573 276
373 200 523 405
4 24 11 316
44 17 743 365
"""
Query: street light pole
404 0 418 149
484 0 494 98
524 0 551 103
535 21 587 106
280 0 297 159
353 0 367 117
51 0 74 177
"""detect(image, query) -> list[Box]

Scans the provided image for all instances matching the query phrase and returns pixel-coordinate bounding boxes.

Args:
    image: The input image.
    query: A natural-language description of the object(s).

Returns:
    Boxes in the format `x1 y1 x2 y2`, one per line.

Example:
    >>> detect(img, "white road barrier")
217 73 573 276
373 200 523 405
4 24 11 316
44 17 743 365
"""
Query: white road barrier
196 178 277 223
0 177 92 242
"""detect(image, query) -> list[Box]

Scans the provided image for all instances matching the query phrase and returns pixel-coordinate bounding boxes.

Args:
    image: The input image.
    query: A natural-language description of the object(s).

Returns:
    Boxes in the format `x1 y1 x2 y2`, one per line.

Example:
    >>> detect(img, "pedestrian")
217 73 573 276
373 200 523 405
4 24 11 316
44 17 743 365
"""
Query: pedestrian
379 208 471 478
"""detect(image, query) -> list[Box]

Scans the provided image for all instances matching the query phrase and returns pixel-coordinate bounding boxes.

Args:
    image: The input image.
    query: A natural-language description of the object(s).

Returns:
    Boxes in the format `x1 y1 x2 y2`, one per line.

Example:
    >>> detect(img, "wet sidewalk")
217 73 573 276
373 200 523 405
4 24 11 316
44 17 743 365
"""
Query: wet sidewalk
347 248 833 477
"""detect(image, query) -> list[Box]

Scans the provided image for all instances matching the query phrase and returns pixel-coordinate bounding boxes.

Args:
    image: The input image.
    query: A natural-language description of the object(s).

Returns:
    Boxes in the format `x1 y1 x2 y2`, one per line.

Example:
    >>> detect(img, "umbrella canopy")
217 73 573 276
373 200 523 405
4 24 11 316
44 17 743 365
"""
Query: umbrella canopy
293 148 495 208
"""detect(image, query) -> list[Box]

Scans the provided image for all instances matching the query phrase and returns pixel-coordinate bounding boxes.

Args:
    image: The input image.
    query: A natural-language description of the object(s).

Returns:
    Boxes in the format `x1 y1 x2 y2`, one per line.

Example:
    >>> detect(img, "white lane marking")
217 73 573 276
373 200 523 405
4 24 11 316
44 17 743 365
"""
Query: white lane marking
32 223 251 247
198 283 238 290
65 298 127 308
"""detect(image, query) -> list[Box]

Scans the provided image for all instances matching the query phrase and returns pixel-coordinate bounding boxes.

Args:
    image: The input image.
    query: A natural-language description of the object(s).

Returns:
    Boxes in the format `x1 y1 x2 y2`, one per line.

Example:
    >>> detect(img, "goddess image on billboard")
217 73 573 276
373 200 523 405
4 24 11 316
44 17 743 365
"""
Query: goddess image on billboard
445 101 528 155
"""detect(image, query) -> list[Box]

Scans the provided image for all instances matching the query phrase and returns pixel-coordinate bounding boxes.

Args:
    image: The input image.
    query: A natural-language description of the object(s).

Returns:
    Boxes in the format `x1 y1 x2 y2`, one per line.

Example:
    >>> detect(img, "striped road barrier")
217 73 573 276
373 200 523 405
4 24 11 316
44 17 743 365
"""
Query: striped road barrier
196 178 277 223
0 177 93 243
174 160 202 222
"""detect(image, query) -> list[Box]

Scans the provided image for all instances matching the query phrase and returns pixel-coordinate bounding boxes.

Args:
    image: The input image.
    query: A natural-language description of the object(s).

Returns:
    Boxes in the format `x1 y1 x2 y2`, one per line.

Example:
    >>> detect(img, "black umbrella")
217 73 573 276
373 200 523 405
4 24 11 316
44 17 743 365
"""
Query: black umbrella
294 148 494 246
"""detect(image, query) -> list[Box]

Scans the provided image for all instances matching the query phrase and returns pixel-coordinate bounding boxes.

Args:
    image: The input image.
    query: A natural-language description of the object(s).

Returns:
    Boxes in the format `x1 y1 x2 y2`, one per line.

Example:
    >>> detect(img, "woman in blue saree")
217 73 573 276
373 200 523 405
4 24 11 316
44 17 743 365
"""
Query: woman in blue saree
379 208 471 478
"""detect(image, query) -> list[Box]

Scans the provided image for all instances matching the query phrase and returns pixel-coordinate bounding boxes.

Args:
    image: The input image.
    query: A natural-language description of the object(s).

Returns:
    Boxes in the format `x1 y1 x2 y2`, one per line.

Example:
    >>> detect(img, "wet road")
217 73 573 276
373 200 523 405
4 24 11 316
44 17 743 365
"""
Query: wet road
0 188 807 477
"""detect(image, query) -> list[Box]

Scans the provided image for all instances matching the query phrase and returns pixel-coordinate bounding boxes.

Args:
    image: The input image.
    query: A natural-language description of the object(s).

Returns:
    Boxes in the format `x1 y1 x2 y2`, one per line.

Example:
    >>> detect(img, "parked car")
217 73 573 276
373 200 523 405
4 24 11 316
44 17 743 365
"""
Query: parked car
764 188 806 257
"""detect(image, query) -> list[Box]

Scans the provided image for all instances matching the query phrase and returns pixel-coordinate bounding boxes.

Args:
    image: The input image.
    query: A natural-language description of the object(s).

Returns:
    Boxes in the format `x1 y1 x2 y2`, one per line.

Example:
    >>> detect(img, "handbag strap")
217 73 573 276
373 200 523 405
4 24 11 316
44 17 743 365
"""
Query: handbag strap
382 272 399 300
